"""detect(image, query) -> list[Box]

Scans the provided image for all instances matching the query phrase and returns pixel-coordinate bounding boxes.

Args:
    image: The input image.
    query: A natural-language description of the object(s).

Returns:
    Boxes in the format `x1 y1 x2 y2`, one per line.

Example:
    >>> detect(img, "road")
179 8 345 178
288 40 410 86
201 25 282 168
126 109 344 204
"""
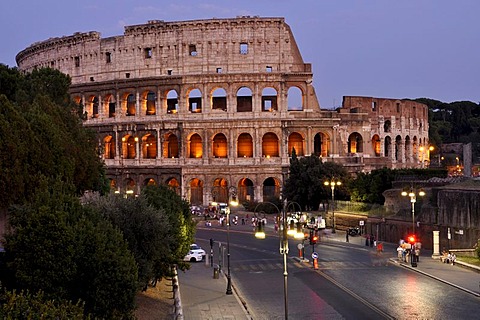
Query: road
195 226 479 319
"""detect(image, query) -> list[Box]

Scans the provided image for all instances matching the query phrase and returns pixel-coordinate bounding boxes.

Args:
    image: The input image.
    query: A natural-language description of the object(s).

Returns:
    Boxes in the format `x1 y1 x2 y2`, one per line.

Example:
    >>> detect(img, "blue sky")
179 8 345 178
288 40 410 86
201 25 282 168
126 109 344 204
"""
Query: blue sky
1 0 478 108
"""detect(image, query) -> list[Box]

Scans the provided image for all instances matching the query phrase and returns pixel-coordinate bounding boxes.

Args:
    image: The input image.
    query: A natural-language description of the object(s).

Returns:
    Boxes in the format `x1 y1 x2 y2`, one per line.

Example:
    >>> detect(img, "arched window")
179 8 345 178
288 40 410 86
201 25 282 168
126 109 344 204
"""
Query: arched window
189 134 203 158
287 86 303 111
142 134 157 159
126 94 136 116
237 133 253 157
212 88 227 111
104 135 115 159
371 134 381 157
189 178 203 205
237 87 252 112
188 89 202 113
213 133 228 158
167 90 178 114
348 132 363 154
164 133 179 158
146 91 156 115
263 177 280 201
238 178 255 202
314 132 329 157
122 135 137 159
288 132 304 156
262 133 279 157
262 87 277 112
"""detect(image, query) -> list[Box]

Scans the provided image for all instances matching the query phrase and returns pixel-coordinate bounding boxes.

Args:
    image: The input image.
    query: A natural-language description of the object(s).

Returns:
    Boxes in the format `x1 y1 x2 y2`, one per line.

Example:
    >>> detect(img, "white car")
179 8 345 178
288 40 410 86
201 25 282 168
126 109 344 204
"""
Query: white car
183 244 206 262
183 250 204 262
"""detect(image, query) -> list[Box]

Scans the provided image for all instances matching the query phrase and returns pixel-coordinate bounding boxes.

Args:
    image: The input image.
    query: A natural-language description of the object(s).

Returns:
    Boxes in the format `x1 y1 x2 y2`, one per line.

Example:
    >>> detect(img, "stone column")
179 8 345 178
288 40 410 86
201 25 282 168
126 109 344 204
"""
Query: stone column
432 230 440 259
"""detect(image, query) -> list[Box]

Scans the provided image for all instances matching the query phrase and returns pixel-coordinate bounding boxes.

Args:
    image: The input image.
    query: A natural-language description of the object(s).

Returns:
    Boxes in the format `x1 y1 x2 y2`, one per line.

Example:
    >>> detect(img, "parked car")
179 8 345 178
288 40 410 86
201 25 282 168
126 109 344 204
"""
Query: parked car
190 244 206 257
183 250 204 262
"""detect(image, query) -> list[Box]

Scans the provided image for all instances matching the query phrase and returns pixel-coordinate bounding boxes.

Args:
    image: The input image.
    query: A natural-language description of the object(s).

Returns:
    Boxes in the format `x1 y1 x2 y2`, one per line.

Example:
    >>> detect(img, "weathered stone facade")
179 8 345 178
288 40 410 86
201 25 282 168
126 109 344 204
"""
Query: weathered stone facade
16 17 430 205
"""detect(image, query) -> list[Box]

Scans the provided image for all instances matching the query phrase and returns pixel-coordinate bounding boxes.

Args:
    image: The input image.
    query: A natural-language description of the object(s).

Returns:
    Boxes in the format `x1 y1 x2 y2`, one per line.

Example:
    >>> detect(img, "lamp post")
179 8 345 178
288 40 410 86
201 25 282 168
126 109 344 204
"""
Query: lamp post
324 179 341 233
253 200 288 320
401 187 425 234
225 186 238 295
419 145 434 168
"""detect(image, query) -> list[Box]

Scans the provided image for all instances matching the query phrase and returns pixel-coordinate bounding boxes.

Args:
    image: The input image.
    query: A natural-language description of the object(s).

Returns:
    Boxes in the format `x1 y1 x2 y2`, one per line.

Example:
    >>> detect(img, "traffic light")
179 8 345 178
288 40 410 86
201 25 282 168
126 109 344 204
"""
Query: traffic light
407 234 416 244
309 230 318 245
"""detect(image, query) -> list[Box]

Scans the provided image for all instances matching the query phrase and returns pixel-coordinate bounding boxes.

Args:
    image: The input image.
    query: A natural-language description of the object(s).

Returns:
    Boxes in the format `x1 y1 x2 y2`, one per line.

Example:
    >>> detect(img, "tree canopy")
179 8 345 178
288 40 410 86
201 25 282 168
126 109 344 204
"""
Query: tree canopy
283 152 350 210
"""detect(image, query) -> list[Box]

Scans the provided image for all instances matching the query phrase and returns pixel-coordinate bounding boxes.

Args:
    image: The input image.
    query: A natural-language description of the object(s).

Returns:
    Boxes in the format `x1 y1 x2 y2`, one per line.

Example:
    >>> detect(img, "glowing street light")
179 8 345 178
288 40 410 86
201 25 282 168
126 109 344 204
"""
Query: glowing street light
401 187 425 234
324 179 341 233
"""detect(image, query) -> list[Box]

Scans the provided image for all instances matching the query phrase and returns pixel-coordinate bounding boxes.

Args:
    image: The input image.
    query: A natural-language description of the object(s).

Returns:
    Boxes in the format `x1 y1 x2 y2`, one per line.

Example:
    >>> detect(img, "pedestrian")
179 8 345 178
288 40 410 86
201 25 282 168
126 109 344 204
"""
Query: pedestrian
397 245 403 260
365 235 370 246
346 232 349 243
451 253 456 265
370 234 374 247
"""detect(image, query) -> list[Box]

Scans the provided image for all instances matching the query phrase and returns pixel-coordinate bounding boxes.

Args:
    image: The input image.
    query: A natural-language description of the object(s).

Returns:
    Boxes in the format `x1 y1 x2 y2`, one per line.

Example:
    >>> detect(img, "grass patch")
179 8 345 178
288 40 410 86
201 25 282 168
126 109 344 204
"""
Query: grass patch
457 256 480 267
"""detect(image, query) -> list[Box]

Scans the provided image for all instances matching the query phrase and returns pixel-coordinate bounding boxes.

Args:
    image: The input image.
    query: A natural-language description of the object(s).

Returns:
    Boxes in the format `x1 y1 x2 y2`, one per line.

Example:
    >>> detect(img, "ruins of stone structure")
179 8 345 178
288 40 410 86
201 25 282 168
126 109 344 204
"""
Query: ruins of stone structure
16 17 430 205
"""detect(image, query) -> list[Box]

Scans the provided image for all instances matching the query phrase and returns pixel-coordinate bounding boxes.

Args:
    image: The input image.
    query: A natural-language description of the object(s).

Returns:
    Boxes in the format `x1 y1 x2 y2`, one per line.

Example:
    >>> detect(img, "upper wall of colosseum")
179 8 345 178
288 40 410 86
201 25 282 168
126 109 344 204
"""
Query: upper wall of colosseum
16 17 311 86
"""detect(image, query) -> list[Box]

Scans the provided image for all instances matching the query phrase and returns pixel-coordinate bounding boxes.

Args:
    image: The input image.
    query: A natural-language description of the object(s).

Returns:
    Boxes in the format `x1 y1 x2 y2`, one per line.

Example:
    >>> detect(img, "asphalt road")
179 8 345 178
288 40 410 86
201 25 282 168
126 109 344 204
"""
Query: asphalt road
195 227 480 320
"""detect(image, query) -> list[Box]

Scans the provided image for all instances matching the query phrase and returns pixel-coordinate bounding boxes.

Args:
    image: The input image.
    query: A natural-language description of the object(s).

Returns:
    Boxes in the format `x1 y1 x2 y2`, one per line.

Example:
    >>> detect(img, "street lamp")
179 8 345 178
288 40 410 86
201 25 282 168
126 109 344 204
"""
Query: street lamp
253 200 288 320
324 179 341 233
225 186 238 295
401 187 425 234
419 145 434 168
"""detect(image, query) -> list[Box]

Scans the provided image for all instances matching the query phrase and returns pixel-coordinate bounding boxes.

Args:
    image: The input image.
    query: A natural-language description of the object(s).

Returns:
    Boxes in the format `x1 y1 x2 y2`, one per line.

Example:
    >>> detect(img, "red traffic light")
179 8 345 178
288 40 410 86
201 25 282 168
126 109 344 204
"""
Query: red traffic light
407 235 416 244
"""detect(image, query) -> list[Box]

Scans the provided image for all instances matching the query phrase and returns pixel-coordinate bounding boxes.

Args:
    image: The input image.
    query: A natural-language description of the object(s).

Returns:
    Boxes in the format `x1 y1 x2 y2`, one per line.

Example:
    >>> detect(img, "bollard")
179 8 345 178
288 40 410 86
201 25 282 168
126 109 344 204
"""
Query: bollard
213 265 219 279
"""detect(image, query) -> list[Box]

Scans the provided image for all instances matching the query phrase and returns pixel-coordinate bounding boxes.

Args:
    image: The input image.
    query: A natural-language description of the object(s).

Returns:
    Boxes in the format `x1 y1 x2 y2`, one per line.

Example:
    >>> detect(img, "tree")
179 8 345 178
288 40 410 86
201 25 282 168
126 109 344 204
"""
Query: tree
2 185 138 319
349 168 395 204
284 154 349 210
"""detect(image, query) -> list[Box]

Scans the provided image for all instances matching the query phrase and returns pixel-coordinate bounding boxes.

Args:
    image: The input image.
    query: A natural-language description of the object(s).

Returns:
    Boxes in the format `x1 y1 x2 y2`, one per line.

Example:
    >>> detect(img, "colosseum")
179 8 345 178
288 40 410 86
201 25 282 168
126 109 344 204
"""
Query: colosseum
16 16 430 205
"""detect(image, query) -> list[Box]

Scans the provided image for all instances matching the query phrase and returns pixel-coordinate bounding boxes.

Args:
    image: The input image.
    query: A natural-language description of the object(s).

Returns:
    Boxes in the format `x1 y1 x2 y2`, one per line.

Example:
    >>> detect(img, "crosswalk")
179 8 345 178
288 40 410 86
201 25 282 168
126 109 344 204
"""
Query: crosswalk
231 257 391 273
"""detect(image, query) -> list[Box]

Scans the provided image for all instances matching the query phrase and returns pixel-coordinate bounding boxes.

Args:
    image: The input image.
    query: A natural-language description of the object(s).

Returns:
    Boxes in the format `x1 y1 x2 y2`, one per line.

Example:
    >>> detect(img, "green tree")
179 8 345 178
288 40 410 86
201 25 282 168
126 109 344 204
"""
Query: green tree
284 154 349 210
3 186 138 319
349 168 395 204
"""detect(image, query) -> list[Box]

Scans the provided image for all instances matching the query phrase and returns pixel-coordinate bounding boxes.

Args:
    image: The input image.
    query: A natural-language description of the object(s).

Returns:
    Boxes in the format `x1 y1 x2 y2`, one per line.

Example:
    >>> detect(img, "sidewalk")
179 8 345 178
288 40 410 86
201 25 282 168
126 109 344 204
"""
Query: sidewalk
177 261 251 319
176 213 480 319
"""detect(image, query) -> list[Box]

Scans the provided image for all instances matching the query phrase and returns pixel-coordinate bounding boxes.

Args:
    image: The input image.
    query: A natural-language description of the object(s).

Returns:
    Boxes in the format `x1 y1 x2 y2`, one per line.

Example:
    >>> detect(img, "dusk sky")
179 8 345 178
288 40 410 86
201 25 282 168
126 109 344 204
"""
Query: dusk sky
1 0 478 108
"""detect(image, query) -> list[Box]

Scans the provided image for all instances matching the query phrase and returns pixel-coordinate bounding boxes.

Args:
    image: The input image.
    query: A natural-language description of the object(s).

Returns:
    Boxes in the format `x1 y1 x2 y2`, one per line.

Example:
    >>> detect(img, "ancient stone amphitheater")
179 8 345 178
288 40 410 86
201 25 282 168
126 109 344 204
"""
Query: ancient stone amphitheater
16 16 429 205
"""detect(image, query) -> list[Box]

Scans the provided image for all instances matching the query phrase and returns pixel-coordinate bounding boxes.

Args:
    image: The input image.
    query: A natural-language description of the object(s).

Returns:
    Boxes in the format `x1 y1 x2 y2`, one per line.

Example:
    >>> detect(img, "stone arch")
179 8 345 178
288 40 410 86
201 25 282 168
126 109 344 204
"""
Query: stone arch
189 178 203 205
87 95 99 118
348 132 363 153
313 132 329 157
104 135 115 159
103 93 116 118
395 135 402 161
384 136 392 158
372 134 381 157
211 87 227 111
188 88 202 113
122 134 137 159
384 120 392 133
125 178 136 197
141 90 156 115
287 86 303 111
288 132 304 156
188 133 203 158
126 93 136 116
262 87 277 112
109 179 117 193
212 178 228 203
142 133 157 159
237 133 253 157
405 135 411 163
144 178 157 186
263 177 281 200
166 89 178 114
167 177 180 195
212 133 228 158
164 132 179 158
262 132 279 157
238 178 255 202
236 86 252 112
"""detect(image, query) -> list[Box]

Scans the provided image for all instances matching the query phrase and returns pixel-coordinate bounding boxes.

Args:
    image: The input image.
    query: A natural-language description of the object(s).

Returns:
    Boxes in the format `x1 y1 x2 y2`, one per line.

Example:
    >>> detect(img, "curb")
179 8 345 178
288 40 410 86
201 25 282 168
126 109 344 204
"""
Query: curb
172 266 183 319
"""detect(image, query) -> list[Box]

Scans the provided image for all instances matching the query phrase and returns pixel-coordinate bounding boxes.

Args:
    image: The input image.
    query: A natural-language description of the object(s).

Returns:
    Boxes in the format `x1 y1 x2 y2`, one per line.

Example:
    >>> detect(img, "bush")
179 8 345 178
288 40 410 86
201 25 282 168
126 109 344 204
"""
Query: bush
0 289 87 319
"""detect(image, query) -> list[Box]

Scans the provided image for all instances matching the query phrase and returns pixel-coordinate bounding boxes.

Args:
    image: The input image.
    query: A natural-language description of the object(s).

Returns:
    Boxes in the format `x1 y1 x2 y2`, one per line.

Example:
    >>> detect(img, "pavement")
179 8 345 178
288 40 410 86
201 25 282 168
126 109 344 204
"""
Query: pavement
174 213 480 319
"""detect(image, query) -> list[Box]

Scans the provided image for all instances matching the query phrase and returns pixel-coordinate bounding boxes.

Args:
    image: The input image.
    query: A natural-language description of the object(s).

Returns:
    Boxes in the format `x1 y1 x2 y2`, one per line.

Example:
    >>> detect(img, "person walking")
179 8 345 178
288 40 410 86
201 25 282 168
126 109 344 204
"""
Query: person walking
346 232 349 243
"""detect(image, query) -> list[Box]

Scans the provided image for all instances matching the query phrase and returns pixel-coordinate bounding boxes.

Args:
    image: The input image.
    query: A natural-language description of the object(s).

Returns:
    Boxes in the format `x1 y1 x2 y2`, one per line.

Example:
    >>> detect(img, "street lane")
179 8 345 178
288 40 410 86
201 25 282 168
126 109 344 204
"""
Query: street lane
195 227 480 319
